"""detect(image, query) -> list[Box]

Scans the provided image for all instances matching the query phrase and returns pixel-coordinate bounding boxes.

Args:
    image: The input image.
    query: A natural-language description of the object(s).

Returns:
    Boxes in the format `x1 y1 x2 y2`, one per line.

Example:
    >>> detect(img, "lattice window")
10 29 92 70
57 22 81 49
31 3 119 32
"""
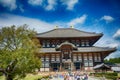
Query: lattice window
89 61 93 66
41 62 45 67
84 53 89 66
89 53 93 61
81 40 85 47
76 40 80 47
94 53 101 62
47 40 50 47
41 57 44 61
51 40 55 47
84 61 89 66
44 62 49 67
73 54 77 62
78 54 82 61
56 54 60 61
45 57 49 61
42 40 46 47
51 54 55 61
86 40 90 46
84 54 88 60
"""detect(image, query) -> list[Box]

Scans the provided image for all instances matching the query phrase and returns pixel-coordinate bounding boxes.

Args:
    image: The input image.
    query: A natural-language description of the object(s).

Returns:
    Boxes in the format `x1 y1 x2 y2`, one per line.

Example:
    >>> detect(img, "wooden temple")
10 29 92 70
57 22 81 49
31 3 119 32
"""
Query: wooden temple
36 28 116 71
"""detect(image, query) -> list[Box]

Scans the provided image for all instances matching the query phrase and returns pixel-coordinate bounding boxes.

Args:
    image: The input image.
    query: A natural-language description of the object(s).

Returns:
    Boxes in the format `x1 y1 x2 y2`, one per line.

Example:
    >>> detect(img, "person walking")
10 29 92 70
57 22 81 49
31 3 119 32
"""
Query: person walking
76 75 80 80
83 74 88 80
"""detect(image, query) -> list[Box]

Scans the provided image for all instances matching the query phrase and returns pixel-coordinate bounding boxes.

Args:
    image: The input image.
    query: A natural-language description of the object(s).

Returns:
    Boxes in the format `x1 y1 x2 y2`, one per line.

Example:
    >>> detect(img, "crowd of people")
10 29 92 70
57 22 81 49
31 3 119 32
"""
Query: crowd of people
64 72 88 80
49 71 89 80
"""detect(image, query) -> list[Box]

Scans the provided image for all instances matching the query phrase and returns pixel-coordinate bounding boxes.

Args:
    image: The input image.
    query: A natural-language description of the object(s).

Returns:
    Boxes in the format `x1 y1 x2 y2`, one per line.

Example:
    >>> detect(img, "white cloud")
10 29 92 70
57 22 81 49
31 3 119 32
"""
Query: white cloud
61 0 78 10
28 0 57 11
28 0 78 11
28 0 43 6
95 37 118 47
67 14 87 26
113 29 120 39
45 0 57 11
106 51 120 59
0 0 17 11
101 15 114 23
95 38 119 59
19 5 24 12
95 32 120 59
0 13 55 33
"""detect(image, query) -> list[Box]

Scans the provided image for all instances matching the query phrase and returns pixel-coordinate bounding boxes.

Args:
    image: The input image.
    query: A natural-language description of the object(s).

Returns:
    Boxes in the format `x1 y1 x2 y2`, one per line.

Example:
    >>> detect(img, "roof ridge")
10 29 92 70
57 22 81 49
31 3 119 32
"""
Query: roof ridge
37 28 102 35
36 28 103 38
70 28 102 34
37 28 56 35
37 28 67 34
56 28 102 34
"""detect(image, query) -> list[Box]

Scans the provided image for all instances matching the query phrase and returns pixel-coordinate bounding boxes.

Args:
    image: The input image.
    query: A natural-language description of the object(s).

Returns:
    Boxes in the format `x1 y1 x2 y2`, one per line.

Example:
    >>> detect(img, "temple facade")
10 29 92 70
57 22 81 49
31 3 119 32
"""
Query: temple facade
36 28 116 71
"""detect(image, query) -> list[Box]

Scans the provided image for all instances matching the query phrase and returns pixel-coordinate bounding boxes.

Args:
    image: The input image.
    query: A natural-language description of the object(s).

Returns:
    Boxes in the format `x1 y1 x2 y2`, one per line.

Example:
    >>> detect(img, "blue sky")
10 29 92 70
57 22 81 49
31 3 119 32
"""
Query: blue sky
0 0 120 59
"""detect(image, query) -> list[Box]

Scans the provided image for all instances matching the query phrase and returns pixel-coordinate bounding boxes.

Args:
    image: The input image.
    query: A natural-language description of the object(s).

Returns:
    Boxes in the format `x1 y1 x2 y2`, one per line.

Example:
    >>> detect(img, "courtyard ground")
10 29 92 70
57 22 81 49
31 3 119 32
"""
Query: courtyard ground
50 76 101 80
0 71 110 80
38 71 105 80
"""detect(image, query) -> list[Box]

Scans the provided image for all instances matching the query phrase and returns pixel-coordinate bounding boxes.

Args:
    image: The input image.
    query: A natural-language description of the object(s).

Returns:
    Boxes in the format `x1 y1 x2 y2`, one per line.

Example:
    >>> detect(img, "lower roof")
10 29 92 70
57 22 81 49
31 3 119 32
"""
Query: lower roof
39 46 116 53
93 63 110 70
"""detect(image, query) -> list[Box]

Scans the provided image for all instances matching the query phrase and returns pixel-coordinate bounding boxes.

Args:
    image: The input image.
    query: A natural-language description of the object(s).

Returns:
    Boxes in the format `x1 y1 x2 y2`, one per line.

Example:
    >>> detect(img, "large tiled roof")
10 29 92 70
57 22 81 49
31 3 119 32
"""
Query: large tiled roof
93 63 110 70
36 28 103 38
39 46 116 53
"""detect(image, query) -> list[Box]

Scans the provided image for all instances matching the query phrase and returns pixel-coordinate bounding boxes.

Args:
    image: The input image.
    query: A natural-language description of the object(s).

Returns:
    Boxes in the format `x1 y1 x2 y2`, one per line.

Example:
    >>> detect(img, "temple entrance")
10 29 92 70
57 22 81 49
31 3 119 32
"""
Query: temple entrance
74 62 81 70
62 62 71 71
51 63 60 71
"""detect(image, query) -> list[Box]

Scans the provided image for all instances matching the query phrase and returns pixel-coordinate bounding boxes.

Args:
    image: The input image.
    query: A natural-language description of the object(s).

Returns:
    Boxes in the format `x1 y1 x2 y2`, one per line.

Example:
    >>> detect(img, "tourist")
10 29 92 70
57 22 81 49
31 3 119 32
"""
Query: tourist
76 75 81 80
83 74 88 80
74 74 78 80
64 75 67 80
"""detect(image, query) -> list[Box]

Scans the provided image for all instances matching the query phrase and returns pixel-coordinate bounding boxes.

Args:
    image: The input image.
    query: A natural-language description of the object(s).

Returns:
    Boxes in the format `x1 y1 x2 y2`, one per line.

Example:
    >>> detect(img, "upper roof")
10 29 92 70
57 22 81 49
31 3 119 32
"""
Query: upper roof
36 28 103 38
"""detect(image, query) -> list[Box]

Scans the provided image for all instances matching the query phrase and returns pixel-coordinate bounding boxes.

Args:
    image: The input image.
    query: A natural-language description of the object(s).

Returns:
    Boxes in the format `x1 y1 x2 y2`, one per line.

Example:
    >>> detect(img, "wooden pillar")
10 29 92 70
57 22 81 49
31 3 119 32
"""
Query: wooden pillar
81 53 84 71
49 54 51 71
100 52 102 62
93 53 95 66
72 62 75 71
59 63 62 71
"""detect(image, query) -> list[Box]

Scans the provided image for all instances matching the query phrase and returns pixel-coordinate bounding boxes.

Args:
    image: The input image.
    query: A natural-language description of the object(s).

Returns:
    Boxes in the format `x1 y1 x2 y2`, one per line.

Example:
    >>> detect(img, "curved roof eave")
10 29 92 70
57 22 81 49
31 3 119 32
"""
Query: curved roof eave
36 28 103 38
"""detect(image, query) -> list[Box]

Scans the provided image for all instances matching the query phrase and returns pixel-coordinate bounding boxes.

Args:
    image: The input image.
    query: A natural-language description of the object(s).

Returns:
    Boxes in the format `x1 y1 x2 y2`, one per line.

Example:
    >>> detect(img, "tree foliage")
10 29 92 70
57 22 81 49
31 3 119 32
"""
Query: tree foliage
104 57 120 63
0 25 41 80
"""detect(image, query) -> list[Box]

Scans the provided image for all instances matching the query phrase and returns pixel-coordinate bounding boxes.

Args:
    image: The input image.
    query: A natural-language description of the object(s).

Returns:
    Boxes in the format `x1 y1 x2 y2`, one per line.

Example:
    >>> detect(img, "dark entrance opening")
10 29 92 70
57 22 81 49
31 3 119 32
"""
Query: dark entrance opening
74 62 81 70
51 63 60 71
62 63 71 71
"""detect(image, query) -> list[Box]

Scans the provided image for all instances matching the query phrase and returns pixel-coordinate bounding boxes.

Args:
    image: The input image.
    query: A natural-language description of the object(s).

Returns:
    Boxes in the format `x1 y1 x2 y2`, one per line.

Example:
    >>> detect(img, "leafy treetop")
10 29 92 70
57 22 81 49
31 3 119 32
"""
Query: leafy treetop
0 25 41 80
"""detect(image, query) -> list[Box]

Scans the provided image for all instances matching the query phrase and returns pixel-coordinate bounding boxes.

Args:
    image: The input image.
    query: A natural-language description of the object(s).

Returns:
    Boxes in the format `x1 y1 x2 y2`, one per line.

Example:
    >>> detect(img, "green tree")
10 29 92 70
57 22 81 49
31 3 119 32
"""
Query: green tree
0 25 41 80
104 57 120 63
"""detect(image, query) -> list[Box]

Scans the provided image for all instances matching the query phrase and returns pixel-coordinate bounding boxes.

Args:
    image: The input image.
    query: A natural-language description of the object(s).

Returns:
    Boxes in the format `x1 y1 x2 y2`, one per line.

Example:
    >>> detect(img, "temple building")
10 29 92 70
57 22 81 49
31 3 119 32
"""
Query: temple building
36 28 116 71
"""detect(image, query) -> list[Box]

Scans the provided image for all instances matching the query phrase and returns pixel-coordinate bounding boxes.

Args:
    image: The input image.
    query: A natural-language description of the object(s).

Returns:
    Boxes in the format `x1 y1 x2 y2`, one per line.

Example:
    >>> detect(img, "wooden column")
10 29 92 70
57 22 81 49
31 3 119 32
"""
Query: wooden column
93 53 95 66
101 52 104 63
49 54 52 71
81 53 84 71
